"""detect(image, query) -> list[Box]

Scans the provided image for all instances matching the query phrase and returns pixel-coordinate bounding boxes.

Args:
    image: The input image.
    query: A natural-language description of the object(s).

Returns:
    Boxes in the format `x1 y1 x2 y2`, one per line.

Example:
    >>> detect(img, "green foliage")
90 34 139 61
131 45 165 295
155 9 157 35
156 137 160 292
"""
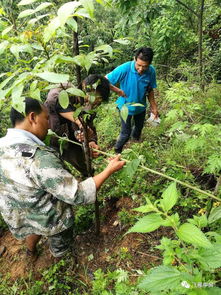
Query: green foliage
127 183 221 294
0 0 221 294
127 213 163 234
0 0 114 112
208 206 221 224
92 268 147 295
74 204 95 233
117 208 136 226
160 182 179 212
138 265 184 293
177 223 212 249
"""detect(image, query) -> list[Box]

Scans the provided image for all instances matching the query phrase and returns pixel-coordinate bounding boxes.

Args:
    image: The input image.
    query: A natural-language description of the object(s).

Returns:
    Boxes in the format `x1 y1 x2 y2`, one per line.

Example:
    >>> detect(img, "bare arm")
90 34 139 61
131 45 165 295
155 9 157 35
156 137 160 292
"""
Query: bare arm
148 90 158 118
59 111 82 128
93 154 125 190
105 74 126 97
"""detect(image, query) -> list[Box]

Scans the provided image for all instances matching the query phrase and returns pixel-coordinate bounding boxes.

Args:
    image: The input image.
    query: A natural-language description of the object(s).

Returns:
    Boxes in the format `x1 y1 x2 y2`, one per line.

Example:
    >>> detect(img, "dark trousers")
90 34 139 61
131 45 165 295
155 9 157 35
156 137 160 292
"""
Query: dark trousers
48 226 74 257
115 110 146 153
62 142 88 176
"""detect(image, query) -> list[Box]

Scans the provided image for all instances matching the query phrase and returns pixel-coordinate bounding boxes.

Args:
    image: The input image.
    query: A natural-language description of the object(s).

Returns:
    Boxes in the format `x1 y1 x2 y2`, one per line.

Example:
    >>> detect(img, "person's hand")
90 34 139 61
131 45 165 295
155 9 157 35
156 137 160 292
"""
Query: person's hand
151 108 159 119
106 154 126 174
75 130 84 142
117 89 127 97
89 141 100 158
75 127 95 143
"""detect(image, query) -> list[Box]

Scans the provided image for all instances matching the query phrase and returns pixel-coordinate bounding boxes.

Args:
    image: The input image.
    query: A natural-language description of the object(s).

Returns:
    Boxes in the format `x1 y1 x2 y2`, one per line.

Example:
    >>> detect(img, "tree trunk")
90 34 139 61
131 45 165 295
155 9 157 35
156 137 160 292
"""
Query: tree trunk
198 0 205 90
73 17 82 87
174 0 205 89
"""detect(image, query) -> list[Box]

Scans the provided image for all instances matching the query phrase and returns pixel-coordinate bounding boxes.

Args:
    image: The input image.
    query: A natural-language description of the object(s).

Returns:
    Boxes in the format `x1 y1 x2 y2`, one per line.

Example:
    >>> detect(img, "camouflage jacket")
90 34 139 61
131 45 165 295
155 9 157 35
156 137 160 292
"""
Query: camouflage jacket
0 129 96 239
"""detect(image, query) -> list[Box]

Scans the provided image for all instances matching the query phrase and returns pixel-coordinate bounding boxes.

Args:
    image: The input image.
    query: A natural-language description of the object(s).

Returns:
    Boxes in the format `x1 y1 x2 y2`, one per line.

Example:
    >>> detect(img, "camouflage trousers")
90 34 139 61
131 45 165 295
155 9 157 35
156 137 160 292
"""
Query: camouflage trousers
48 226 75 257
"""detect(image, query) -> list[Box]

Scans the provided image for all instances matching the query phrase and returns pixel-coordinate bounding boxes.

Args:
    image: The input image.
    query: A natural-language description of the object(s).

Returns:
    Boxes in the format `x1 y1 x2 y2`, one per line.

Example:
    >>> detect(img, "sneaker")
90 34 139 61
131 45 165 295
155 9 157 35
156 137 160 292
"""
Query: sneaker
114 147 122 154
49 244 70 258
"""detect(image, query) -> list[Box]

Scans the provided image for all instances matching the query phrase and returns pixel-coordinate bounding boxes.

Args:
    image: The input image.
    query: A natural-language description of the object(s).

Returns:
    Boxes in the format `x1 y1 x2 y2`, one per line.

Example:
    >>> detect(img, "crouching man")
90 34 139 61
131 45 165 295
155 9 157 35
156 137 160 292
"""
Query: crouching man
0 98 125 259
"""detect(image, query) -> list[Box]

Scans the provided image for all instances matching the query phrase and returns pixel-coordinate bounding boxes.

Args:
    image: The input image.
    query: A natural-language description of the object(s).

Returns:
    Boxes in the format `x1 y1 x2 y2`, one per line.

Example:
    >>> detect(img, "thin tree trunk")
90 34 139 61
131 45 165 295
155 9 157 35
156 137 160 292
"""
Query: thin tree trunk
198 0 205 90
174 0 205 90
73 17 82 86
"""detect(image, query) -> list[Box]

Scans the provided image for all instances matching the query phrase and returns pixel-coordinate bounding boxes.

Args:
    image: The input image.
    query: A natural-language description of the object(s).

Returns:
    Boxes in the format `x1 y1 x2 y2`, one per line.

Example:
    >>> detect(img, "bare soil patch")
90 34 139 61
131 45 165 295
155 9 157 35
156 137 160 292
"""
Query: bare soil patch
0 197 171 281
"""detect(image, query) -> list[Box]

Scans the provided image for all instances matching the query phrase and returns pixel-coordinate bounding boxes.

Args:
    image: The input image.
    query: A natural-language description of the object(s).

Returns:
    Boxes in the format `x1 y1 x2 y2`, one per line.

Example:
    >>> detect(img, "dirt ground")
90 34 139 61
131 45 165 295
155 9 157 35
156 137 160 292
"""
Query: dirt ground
0 197 172 281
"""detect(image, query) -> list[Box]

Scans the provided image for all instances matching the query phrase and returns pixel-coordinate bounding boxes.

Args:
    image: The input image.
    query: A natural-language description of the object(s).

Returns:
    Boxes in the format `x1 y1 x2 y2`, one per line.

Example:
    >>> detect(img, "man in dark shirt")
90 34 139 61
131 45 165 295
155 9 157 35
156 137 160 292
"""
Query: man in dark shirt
45 74 110 176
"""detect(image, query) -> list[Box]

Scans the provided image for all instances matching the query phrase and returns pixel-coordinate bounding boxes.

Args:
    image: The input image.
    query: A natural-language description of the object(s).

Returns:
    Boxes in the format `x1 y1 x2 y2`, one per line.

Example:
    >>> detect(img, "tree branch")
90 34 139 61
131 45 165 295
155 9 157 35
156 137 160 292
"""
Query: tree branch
174 0 199 17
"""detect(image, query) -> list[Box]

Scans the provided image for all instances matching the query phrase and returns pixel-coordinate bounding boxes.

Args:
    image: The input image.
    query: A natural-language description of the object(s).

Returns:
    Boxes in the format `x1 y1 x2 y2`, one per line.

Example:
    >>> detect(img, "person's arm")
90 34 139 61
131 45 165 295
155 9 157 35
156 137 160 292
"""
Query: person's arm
93 154 125 190
109 83 126 97
105 63 129 98
59 111 82 129
148 89 158 119
30 150 125 205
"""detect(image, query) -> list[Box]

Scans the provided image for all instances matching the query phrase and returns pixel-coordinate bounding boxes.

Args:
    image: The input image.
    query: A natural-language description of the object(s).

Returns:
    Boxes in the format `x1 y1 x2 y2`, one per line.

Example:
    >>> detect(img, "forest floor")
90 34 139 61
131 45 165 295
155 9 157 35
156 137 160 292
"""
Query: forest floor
0 196 173 282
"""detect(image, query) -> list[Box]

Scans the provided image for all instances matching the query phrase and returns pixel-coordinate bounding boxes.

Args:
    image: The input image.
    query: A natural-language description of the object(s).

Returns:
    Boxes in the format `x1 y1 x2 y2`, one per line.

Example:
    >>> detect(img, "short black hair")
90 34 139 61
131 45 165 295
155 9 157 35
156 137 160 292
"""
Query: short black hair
134 47 154 64
10 97 43 127
83 74 110 102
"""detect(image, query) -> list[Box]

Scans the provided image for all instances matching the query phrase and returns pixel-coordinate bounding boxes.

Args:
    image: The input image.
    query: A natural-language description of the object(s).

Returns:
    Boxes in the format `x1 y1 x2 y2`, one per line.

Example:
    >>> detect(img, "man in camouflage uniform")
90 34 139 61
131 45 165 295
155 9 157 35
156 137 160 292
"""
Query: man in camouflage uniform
0 98 125 259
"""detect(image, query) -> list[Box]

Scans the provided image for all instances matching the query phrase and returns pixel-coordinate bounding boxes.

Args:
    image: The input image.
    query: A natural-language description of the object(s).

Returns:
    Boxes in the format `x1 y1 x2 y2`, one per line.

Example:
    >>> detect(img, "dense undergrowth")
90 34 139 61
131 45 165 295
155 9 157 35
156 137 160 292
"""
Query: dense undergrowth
0 81 221 294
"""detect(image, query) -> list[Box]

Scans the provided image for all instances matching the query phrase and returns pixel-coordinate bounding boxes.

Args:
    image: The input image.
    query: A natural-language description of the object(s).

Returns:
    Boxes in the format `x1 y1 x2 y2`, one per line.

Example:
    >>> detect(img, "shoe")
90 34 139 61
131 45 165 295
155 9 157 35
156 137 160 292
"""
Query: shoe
114 147 122 154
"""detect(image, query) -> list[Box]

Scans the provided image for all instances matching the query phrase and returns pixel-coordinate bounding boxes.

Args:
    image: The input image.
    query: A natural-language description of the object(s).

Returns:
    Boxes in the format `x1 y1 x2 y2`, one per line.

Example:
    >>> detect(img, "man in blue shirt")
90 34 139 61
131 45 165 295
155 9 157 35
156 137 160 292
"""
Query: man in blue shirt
106 47 158 153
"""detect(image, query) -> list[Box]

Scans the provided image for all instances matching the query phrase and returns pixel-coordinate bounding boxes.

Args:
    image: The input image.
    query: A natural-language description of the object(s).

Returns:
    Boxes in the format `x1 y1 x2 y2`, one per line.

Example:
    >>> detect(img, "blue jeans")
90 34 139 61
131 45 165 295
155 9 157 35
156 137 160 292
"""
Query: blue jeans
115 110 146 153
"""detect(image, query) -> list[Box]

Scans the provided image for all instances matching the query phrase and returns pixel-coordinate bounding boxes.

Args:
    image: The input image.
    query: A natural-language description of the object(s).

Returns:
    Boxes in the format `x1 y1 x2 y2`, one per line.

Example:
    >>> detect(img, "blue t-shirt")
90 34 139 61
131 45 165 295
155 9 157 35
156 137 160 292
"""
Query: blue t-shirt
107 61 157 115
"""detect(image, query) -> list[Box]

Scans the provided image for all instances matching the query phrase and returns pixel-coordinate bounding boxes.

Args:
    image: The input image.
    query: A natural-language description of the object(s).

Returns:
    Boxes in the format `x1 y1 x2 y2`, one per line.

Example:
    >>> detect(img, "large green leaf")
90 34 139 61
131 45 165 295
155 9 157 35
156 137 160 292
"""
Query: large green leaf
74 8 90 19
160 182 179 212
58 90 69 109
66 18 78 32
133 204 156 213
35 72 69 83
84 52 96 72
94 44 113 57
177 223 212 248
72 53 95 72
43 16 61 43
0 72 18 90
66 87 86 98
2 26 13 37
18 2 52 19
28 13 50 25
80 0 94 19
0 41 9 55
138 266 183 292
18 9 35 19
35 2 52 13
127 213 163 234
120 105 128 122
57 1 81 26
10 44 33 59
121 158 140 182
114 38 131 45
55 55 77 64
208 206 221 224
72 54 87 67
11 84 24 102
12 96 25 114
199 244 221 269
29 88 40 100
